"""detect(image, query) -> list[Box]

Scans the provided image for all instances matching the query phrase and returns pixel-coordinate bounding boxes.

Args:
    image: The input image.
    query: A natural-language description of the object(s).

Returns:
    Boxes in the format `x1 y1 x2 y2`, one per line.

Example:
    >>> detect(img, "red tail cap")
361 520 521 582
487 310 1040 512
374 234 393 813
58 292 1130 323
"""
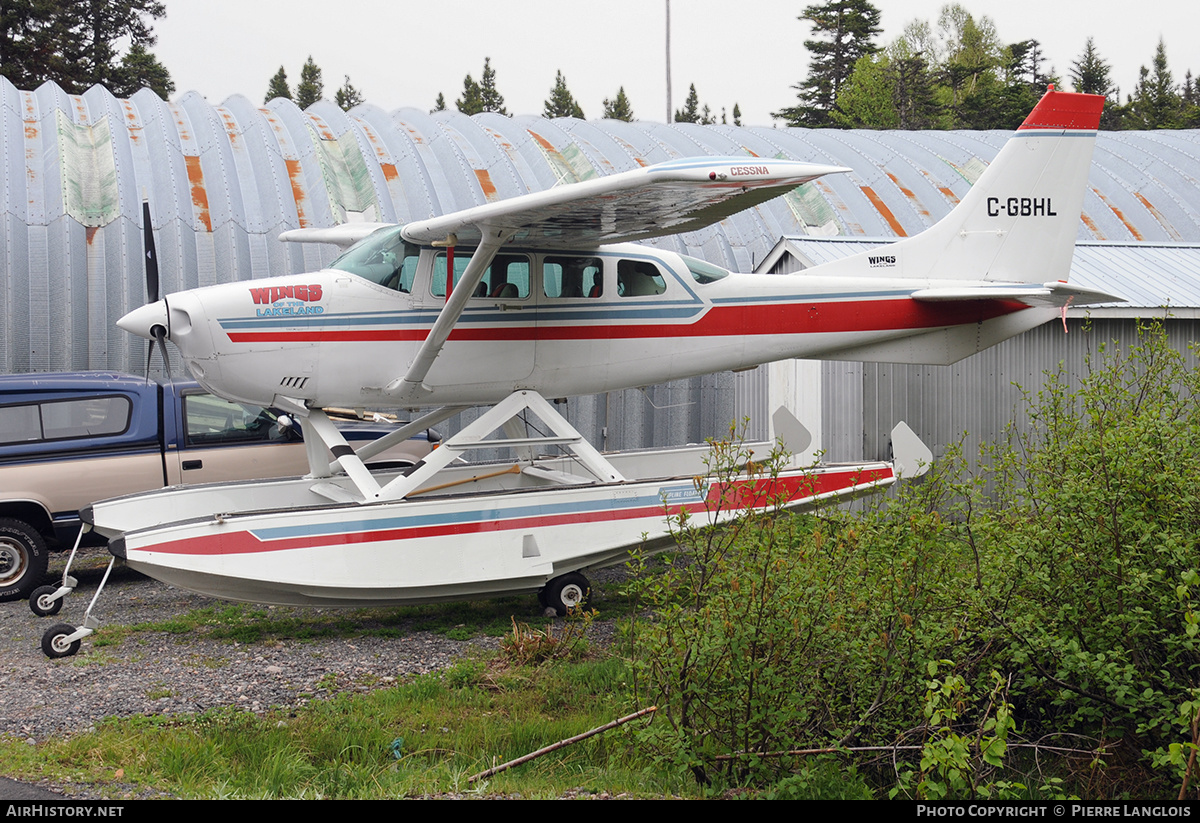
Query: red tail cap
1019 88 1105 131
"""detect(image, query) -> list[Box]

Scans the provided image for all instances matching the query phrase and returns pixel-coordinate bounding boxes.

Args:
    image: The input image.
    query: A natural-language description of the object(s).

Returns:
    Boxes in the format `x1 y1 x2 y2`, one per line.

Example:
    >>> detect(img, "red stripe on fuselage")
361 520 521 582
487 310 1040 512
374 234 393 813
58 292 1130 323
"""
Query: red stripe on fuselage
224 298 1027 344
130 468 891 557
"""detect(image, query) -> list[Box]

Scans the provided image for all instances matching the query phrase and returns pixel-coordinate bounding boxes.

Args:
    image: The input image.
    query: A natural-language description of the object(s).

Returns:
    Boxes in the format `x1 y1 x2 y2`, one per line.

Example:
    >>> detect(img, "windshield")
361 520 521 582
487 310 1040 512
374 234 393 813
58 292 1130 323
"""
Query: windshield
681 255 730 284
329 227 419 292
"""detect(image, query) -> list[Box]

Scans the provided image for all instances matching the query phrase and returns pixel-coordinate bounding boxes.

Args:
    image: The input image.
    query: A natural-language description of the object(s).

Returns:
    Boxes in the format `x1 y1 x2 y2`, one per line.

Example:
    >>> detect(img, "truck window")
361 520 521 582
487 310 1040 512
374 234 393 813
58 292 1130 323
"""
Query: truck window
183 393 285 446
0 396 130 444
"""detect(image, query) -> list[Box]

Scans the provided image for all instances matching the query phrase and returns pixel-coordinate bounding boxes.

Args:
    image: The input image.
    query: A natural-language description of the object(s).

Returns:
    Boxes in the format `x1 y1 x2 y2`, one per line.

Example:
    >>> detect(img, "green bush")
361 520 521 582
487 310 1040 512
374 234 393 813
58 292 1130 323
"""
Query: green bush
628 324 1200 797
984 326 1200 755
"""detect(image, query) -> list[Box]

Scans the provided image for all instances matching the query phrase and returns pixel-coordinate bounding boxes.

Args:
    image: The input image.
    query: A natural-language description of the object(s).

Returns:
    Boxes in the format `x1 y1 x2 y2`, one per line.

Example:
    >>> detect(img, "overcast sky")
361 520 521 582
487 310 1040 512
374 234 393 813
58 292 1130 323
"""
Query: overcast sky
152 0 1196 125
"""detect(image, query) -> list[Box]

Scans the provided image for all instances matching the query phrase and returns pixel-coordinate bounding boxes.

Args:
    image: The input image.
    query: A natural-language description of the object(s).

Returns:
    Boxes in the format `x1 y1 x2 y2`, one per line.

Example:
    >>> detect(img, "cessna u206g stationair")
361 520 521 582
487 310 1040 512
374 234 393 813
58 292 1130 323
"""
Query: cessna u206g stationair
39 88 1118 657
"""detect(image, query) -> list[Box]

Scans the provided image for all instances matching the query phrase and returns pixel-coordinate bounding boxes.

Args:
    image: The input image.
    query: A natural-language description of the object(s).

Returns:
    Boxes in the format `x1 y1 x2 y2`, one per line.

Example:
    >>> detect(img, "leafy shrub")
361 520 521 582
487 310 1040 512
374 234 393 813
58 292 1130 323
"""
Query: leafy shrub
983 326 1200 755
627 324 1200 796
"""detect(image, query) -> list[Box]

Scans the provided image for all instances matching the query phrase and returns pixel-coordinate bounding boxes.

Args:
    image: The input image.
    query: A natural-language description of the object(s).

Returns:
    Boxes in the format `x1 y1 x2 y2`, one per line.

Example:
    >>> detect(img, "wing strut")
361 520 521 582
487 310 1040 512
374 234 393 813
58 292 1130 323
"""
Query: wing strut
386 227 510 404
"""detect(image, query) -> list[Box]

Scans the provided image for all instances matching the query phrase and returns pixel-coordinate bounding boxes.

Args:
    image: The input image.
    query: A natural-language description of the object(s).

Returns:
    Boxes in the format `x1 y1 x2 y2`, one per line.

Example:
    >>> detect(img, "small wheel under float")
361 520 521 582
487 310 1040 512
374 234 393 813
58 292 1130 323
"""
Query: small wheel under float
41 623 82 659
540 572 590 617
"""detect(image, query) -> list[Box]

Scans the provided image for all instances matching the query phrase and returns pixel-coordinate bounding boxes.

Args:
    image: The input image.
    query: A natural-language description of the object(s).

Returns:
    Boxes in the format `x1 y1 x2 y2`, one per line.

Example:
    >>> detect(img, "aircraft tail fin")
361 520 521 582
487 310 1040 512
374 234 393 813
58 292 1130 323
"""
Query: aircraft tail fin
834 88 1105 284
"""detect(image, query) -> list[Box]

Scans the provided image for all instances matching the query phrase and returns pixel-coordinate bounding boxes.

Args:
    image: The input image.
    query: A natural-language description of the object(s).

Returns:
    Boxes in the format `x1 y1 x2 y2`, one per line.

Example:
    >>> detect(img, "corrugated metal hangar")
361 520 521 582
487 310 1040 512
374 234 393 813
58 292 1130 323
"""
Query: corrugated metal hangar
2 77 1199 457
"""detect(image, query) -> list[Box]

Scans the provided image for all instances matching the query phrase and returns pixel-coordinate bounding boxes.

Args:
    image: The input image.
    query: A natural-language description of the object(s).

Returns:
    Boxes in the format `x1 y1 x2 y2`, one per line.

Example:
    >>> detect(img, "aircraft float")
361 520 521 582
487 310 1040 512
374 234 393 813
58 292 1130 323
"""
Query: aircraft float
38 88 1119 657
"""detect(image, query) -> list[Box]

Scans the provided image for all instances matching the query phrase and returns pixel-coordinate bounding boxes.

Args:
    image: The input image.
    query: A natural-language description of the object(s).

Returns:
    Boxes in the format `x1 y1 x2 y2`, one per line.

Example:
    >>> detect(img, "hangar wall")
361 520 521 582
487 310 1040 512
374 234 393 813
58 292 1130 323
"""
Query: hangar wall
3 77 1199 452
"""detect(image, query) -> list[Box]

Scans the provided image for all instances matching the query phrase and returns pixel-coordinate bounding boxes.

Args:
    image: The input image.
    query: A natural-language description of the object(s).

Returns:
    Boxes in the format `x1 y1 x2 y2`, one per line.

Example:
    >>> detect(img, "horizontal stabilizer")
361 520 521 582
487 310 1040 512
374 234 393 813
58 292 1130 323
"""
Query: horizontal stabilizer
279 223 393 249
911 280 1124 307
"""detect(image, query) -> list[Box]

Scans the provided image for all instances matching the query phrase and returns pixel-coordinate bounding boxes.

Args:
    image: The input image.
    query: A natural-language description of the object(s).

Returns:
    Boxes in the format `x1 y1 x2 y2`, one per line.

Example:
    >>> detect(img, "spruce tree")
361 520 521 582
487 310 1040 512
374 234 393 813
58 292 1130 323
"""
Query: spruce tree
456 74 484 114
295 55 323 109
265 66 291 103
478 57 507 115
774 0 882 126
732 103 742 126
432 92 446 113
674 83 702 122
602 87 634 121
114 41 173 99
1069 37 1121 129
1129 39 1181 128
335 75 363 111
543 70 585 119
1070 38 1116 97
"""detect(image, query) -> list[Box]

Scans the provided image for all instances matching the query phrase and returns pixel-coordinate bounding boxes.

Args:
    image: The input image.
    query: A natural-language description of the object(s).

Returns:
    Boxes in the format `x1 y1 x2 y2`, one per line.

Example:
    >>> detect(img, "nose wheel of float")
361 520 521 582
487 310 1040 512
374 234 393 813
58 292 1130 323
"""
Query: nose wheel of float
37 549 116 659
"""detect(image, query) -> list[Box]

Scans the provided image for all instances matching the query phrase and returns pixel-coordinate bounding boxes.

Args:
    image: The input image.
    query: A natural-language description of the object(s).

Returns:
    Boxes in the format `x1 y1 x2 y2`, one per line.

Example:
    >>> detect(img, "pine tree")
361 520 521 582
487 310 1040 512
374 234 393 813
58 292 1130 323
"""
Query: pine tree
114 41 173 99
1 0 172 97
456 74 484 114
478 57 507 115
602 87 634 121
774 0 882 126
1070 38 1116 97
1128 38 1181 128
1069 37 1121 129
335 75 363 111
265 66 291 103
543 70 585 119
432 92 446 113
732 103 742 126
295 55 323 109
674 83 702 123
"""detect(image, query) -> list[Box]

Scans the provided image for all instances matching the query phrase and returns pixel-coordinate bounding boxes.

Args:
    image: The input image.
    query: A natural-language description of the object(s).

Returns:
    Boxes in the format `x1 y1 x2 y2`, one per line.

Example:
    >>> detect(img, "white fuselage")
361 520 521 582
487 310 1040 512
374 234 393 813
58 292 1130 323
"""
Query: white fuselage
137 242 1037 411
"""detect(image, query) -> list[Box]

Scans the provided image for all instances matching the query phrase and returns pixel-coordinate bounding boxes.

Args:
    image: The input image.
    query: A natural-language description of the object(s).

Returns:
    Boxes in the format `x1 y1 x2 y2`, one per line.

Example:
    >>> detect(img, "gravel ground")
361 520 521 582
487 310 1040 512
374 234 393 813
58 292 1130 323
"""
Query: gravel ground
1 548 505 743
0 547 624 798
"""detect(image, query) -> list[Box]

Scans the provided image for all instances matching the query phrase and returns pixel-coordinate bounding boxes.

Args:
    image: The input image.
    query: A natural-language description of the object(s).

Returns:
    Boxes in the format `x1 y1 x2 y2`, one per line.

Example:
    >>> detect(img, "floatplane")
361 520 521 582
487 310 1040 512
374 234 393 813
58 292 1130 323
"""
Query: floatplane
39 88 1118 657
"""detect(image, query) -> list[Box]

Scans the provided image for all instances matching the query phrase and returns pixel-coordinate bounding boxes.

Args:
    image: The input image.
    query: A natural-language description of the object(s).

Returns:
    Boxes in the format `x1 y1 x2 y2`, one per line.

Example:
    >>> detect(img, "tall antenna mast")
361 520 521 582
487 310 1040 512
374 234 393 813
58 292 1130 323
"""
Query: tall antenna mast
665 0 672 121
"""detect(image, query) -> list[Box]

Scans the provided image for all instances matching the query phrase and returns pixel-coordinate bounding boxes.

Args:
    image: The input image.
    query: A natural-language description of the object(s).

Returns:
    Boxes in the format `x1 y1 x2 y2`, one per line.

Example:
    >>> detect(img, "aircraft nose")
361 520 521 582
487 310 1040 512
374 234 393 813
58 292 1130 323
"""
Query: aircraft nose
117 300 169 340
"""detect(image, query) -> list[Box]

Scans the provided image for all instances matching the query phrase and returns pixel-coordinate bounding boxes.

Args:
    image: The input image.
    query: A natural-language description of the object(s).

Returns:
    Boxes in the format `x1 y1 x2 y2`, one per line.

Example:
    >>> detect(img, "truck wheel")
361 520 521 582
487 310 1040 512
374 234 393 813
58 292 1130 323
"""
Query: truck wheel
542 572 590 617
30 584 63 617
41 624 81 659
0 518 48 603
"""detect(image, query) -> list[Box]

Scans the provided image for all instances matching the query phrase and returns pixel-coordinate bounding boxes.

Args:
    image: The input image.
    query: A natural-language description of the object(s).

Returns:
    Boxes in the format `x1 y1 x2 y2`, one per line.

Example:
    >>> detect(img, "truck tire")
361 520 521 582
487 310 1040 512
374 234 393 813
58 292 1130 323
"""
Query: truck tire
0 518 49 602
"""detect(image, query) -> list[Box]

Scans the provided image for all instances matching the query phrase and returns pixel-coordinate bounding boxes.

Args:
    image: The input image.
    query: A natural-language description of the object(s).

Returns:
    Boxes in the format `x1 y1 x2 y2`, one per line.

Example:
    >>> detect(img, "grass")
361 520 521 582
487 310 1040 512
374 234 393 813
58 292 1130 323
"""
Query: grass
0 652 690 799
87 581 635 649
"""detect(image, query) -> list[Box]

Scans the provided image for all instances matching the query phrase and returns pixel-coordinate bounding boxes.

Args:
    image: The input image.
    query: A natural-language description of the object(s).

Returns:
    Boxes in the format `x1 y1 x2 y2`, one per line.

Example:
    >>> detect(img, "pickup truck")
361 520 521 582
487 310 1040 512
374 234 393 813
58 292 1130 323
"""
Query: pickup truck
0 372 439 602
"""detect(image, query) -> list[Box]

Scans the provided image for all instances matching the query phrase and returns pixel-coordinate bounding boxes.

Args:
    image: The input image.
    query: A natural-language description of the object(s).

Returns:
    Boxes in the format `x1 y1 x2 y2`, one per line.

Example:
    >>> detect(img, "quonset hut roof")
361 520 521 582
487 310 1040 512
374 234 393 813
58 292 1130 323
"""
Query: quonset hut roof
3 77 1200 374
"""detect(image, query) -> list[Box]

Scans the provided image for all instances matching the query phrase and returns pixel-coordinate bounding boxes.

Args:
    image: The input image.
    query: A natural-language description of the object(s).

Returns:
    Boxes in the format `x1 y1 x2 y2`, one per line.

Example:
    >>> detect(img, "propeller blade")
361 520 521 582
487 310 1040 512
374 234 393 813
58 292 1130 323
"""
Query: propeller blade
142 199 159 304
153 326 171 380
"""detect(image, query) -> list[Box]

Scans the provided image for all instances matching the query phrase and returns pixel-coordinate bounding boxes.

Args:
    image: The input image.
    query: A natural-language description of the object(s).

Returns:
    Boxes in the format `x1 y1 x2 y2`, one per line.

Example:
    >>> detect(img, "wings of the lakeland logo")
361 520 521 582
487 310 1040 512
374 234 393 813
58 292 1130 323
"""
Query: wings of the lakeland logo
249 285 325 316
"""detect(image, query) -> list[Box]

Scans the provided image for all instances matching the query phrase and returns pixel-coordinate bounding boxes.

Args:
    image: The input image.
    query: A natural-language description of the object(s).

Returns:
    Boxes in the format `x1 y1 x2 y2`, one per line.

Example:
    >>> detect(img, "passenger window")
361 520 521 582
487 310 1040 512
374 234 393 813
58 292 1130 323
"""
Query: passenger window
617 260 667 297
432 252 530 299
184 393 283 446
544 257 603 298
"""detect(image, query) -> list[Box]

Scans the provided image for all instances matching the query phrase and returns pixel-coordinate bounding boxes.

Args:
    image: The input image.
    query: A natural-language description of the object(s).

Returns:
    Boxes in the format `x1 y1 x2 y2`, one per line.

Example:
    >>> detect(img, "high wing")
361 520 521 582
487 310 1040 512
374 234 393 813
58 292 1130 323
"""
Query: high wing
279 157 845 250
398 157 848 248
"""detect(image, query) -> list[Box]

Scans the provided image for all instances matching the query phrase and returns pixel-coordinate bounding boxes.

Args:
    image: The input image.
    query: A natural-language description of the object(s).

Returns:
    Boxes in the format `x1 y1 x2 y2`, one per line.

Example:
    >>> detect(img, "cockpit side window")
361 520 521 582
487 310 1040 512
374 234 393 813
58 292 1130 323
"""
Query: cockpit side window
616 260 667 297
328 227 419 292
431 252 530 299
544 257 603 298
